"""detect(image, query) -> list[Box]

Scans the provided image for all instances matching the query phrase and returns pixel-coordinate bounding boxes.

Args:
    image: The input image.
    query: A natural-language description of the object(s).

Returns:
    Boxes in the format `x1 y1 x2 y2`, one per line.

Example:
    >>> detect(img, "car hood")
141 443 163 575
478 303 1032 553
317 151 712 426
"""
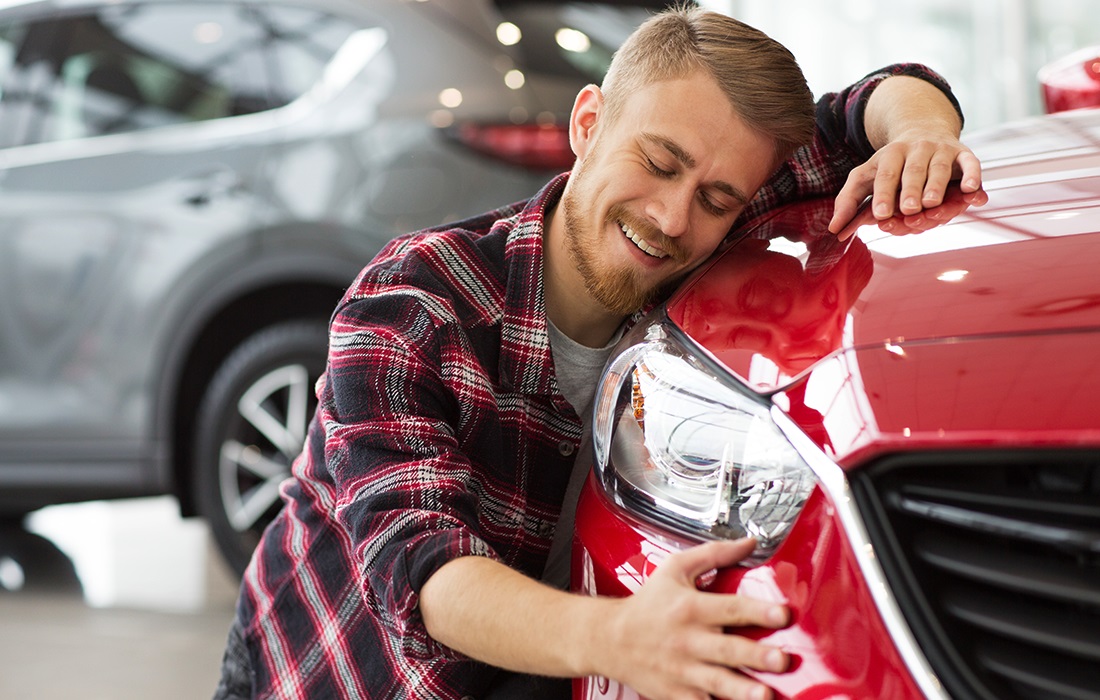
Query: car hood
667 109 1100 459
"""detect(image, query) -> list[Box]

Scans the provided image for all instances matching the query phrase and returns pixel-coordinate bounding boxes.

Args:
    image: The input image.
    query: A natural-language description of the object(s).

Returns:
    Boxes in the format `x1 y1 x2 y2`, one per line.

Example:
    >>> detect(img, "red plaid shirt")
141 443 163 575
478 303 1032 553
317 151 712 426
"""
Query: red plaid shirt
235 64 959 699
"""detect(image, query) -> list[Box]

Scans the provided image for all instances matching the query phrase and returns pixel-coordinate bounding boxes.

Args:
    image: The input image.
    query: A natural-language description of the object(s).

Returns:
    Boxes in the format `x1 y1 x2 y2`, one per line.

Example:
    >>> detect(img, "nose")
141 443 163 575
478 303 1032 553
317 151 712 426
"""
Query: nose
645 181 694 238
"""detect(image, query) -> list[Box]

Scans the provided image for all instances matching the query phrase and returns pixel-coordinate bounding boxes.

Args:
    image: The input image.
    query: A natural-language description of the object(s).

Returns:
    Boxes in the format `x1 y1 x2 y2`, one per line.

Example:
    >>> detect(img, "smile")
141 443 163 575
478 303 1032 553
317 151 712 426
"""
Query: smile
619 220 668 259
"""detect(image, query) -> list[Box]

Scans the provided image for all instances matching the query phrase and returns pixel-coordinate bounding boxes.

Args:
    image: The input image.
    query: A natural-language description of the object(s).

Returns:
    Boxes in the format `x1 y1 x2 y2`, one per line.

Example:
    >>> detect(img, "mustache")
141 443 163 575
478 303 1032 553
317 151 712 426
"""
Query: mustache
608 204 690 264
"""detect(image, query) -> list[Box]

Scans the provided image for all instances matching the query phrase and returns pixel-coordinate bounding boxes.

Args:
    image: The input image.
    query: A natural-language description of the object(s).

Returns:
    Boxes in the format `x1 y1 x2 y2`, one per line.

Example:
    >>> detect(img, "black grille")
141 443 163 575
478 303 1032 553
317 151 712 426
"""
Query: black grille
851 451 1100 700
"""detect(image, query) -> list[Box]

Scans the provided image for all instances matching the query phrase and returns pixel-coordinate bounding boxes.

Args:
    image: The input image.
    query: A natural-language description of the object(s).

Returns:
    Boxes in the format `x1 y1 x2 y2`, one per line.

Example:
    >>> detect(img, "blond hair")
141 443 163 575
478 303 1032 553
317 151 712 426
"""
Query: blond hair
601 6 814 165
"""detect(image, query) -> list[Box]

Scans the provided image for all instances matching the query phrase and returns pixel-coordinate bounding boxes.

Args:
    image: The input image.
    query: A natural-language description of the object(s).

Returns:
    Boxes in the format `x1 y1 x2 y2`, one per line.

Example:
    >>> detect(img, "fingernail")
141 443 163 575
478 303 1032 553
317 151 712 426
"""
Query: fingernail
904 197 919 210
874 203 889 218
923 191 939 203
766 648 787 672
964 178 979 190
750 685 769 700
767 605 787 626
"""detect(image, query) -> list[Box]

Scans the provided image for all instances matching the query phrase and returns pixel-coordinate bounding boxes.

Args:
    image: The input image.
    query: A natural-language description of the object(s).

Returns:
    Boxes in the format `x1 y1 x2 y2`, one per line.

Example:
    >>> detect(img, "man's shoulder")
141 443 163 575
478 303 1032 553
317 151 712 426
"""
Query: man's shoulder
340 201 530 324
380 197 528 267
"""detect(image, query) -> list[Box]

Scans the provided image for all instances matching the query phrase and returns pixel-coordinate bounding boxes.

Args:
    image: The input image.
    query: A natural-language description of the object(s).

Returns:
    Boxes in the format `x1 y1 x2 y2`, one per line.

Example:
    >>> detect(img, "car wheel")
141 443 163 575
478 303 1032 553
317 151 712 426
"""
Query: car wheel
194 321 328 576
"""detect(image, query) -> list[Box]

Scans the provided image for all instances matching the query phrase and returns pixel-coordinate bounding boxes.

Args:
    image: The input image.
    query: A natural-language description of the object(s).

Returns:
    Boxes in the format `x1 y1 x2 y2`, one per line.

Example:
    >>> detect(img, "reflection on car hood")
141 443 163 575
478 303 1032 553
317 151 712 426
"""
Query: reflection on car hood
669 109 1100 398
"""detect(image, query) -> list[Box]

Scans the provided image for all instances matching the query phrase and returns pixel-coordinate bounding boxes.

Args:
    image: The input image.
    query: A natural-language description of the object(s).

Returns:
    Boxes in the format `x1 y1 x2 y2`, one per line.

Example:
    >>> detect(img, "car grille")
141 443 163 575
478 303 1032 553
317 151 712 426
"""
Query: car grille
851 451 1100 700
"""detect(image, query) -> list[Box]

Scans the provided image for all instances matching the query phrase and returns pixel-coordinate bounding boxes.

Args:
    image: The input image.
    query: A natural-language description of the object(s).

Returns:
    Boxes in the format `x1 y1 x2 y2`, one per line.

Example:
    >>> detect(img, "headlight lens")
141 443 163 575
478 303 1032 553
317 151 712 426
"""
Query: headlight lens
593 318 816 561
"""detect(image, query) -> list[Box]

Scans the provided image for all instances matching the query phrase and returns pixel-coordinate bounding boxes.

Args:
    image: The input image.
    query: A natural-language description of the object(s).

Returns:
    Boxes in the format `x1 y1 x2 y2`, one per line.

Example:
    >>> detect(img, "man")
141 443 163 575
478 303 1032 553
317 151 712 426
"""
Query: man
215 7 985 700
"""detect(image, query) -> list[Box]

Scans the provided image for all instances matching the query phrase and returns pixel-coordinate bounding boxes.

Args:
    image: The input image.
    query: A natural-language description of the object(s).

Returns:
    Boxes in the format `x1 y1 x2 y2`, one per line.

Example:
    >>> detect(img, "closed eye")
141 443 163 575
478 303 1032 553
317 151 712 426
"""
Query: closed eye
699 193 728 216
644 156 675 178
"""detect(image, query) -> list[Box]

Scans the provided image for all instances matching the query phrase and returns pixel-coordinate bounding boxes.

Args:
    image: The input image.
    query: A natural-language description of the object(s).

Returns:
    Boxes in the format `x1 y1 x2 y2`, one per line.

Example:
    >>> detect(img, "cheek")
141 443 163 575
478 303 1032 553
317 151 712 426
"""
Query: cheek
685 227 732 263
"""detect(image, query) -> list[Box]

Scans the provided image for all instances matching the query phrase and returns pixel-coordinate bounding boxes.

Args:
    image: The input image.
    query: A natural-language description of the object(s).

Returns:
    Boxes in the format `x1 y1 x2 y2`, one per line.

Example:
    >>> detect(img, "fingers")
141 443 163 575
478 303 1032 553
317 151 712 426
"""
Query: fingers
956 149 984 192
873 139 959 218
879 183 989 236
828 170 871 233
609 539 792 700
831 138 986 237
680 659 781 700
686 627 790 674
667 538 759 583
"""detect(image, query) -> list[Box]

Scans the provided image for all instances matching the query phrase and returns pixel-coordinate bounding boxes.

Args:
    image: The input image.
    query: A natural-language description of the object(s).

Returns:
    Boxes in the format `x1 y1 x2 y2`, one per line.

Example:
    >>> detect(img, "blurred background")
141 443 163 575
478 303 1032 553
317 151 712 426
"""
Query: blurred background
0 0 1096 698
721 0 1099 131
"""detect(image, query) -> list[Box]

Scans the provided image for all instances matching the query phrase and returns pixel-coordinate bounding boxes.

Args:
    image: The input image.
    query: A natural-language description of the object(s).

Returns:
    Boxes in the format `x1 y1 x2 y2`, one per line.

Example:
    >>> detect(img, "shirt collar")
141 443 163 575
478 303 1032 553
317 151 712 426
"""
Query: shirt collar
498 173 568 395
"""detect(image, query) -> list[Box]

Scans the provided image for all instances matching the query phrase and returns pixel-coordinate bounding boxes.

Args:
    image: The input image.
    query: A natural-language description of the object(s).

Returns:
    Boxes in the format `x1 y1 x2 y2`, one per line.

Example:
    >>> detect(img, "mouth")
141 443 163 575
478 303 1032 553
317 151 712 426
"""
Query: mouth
619 220 669 259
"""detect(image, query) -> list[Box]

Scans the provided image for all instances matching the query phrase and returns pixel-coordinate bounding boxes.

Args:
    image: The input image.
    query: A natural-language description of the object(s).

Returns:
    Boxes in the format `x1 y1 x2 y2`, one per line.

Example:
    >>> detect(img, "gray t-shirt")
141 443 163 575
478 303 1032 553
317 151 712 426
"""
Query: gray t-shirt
540 319 621 588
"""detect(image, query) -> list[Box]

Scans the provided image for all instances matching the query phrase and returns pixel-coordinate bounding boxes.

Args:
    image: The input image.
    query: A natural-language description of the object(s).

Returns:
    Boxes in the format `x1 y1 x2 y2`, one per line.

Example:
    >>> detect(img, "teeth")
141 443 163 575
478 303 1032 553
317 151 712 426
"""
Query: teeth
620 221 668 258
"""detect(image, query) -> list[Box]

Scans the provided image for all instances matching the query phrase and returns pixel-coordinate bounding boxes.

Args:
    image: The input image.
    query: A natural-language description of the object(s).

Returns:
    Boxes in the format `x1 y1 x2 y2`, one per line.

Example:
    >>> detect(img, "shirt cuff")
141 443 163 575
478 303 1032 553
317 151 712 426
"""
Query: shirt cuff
387 526 502 661
842 63 965 159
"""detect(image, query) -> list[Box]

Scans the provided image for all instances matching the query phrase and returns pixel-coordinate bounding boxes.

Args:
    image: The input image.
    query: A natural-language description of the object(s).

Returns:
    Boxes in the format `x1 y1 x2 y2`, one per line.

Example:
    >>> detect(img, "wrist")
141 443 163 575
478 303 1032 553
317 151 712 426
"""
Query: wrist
566 594 627 679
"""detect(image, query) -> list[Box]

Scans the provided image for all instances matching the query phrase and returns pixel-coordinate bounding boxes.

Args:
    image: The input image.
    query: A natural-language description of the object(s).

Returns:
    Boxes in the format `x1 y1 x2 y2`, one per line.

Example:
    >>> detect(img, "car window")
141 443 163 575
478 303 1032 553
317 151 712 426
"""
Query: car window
494 1 663 81
0 2 275 146
0 19 58 148
256 5 362 107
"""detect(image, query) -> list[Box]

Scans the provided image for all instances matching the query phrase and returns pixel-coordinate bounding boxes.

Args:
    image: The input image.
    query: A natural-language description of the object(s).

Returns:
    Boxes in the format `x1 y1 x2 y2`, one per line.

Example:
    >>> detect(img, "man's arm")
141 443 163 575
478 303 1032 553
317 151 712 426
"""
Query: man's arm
421 538 791 700
829 75 987 236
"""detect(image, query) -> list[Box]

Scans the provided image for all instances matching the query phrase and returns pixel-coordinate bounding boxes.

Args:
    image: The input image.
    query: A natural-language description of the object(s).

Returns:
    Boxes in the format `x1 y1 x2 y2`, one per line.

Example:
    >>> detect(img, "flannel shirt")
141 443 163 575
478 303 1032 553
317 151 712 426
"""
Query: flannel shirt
232 63 960 700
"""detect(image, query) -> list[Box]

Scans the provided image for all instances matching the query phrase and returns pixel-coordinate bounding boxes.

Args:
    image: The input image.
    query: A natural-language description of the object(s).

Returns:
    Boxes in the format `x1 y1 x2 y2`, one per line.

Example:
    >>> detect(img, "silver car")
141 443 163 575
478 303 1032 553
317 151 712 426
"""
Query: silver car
0 0 666 574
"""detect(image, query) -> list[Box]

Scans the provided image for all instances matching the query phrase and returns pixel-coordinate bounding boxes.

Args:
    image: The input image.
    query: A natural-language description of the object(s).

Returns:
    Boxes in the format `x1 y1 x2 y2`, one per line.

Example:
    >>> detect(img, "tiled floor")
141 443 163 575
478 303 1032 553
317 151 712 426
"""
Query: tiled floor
0 497 241 700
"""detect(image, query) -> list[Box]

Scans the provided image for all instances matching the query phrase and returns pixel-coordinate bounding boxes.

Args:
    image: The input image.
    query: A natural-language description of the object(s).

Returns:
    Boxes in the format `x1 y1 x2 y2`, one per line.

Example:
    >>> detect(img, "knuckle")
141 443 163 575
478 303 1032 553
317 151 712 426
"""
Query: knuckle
724 596 756 625
668 594 698 623
874 163 899 179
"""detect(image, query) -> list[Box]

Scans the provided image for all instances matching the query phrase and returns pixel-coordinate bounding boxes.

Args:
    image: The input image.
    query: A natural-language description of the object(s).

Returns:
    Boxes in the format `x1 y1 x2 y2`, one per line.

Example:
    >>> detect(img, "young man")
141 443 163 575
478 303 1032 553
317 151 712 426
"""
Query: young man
215 8 985 700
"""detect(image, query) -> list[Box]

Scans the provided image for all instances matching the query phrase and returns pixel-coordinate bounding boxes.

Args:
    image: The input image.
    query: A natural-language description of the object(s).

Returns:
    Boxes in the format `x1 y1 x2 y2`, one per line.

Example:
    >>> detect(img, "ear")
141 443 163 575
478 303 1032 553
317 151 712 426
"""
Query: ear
569 84 604 162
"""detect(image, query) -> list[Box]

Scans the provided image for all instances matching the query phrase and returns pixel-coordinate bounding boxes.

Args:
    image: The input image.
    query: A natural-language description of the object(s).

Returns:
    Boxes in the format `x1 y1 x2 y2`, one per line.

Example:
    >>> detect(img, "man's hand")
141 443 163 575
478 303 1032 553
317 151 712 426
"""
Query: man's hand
828 75 988 237
596 538 790 700
829 132 987 238
832 179 988 242
421 538 790 700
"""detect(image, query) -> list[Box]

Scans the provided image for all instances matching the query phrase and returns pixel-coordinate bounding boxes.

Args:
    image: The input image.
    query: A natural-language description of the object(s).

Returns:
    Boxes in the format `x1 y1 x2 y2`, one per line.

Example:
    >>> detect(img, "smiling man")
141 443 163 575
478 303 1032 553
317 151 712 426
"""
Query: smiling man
215 7 985 700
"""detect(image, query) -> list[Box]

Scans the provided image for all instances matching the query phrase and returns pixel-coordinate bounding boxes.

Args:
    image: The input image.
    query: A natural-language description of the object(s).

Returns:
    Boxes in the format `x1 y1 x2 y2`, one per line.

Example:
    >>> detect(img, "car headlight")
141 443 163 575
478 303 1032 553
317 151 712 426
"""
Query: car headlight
593 316 817 562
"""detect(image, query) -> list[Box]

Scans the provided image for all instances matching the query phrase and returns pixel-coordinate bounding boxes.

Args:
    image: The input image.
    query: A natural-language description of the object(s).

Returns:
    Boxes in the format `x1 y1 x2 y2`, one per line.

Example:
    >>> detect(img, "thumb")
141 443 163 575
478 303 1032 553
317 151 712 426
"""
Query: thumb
664 538 758 583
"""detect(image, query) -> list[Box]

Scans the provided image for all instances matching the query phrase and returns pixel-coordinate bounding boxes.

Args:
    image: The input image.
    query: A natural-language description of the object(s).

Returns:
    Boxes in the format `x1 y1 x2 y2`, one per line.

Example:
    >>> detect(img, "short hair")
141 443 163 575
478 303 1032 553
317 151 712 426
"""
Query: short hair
601 6 815 166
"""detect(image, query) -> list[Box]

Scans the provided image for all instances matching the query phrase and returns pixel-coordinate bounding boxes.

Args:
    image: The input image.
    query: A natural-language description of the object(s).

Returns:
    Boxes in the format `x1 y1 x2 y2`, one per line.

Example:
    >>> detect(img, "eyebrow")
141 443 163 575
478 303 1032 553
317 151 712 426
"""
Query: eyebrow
641 131 750 205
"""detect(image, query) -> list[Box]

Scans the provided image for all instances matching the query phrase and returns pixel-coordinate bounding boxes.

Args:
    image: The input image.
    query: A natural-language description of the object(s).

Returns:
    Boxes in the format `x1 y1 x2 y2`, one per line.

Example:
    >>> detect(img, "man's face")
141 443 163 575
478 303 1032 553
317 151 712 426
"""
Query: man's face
558 70 779 315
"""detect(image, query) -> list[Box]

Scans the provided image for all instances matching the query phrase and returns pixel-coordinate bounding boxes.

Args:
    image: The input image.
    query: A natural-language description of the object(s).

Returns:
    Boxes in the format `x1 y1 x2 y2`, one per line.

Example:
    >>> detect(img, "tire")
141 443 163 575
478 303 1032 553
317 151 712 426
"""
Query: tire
194 321 328 576
0 521 83 596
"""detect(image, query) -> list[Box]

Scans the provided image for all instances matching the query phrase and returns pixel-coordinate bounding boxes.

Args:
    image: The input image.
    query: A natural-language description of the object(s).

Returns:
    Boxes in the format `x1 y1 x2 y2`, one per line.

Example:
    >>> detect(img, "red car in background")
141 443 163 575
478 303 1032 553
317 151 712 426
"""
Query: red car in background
572 84 1100 698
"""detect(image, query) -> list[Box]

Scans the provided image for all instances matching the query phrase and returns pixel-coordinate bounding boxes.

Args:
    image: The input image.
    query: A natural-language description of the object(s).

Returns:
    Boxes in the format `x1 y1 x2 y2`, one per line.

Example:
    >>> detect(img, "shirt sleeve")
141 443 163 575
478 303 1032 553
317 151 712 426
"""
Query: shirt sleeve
736 63 964 229
309 279 500 661
816 63 963 160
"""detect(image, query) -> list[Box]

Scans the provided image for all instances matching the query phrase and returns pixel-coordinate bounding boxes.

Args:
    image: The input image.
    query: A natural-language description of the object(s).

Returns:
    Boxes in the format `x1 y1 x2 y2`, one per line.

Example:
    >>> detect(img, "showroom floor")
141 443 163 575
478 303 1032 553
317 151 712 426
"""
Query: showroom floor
0 497 240 700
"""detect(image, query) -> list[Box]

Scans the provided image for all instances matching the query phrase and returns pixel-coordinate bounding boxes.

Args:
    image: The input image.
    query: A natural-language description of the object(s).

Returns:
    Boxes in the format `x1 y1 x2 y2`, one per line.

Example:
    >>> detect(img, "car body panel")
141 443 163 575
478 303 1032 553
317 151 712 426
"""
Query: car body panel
574 107 1100 699
774 331 1100 469
574 479 926 700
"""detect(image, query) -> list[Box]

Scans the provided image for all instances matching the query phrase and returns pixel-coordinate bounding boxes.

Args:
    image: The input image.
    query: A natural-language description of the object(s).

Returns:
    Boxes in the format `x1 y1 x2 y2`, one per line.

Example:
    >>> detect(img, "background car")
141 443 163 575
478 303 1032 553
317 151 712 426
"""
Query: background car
573 100 1100 697
0 0 673 575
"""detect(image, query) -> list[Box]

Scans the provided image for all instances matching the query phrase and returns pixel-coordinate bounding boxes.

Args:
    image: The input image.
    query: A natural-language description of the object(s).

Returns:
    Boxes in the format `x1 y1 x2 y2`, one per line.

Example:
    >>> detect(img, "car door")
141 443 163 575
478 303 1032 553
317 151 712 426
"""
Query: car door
0 2 276 495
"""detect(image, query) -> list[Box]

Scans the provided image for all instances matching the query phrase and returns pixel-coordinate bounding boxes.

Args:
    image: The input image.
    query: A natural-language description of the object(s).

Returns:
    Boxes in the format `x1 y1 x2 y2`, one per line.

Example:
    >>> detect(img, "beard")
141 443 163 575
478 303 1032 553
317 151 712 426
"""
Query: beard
559 155 689 316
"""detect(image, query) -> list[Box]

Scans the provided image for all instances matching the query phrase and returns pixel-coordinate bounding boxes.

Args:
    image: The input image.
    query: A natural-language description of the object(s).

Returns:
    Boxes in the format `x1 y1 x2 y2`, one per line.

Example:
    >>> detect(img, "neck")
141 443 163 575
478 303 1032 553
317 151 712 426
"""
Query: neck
543 203 626 348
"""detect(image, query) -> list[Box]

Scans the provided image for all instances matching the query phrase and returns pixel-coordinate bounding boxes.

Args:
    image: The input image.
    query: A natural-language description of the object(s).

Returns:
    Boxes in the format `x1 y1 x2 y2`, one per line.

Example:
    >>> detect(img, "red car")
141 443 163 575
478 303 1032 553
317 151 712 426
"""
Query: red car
571 102 1100 697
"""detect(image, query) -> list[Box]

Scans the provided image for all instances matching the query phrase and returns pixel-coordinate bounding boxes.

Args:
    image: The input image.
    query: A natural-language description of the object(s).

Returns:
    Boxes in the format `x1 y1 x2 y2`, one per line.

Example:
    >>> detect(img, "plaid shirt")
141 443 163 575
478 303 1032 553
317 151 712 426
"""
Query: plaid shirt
234 64 959 700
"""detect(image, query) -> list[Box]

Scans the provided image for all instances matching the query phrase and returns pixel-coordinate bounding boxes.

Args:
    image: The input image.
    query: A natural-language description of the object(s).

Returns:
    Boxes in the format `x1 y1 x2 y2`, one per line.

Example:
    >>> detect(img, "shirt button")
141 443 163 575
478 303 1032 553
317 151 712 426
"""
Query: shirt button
558 440 575 457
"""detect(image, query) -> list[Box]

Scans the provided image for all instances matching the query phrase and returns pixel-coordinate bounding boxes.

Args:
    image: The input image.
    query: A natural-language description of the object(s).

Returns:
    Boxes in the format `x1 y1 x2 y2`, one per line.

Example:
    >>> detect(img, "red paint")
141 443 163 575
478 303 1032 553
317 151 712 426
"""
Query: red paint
572 475 924 699
571 107 1100 699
